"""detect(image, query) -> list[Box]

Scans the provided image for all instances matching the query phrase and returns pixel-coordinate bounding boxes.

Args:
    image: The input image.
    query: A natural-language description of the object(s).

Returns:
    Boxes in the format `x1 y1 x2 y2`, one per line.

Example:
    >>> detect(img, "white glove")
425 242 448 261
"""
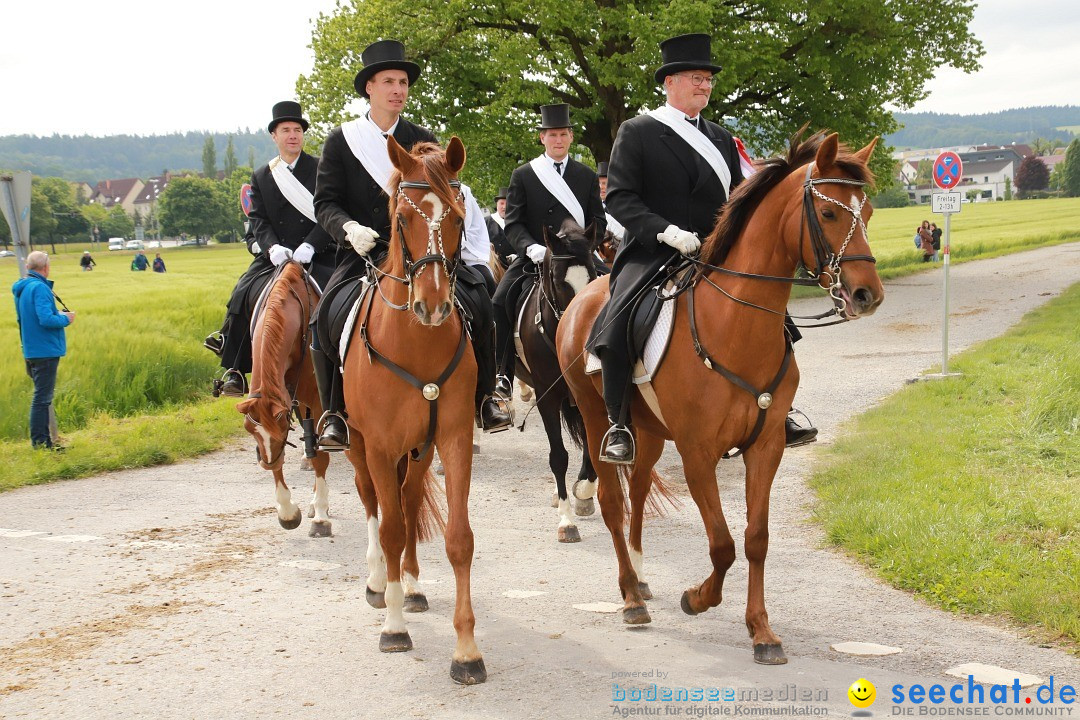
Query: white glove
269 244 292 266
506 254 518 263
526 244 548 264
250 242 261 254
292 242 315 264
657 224 700 255
344 221 378 256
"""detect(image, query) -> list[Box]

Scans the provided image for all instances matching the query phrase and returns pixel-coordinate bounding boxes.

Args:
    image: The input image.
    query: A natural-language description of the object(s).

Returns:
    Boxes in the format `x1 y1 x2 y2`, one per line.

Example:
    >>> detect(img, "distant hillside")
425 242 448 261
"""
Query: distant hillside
0 131 278 183
888 106 1080 149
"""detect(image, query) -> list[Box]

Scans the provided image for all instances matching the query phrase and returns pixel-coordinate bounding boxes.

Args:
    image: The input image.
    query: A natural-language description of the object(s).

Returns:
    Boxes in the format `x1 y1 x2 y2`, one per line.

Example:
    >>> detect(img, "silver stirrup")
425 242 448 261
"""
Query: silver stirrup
599 423 635 465
315 410 350 452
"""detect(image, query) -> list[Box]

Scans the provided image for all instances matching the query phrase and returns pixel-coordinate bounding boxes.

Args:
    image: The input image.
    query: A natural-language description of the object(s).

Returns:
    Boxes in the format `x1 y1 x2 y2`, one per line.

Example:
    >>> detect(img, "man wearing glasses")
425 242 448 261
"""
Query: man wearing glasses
591 33 816 464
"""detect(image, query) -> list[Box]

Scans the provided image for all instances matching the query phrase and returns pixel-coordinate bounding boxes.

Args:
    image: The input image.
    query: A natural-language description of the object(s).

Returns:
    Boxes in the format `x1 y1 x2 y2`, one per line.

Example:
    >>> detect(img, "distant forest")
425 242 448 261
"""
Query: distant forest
0 131 278 183
2 106 1078 183
887 106 1079 149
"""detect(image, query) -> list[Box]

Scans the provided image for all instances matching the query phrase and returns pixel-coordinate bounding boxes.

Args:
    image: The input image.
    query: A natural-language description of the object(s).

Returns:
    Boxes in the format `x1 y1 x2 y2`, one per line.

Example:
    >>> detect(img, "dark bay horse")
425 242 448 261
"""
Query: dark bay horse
340 136 486 685
236 261 333 537
514 219 600 542
556 132 884 664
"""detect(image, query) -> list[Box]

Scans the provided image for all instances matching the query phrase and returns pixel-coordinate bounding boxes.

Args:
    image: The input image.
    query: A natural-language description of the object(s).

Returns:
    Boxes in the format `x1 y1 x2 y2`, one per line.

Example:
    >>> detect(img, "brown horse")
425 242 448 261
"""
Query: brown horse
556 132 884 664
236 261 333 537
340 136 486 685
595 229 621 266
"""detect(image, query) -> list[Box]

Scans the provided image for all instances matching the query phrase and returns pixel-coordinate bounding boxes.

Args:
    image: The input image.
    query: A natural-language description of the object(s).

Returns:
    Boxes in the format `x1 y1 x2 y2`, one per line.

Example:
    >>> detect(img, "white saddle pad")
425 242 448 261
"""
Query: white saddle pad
585 278 679 385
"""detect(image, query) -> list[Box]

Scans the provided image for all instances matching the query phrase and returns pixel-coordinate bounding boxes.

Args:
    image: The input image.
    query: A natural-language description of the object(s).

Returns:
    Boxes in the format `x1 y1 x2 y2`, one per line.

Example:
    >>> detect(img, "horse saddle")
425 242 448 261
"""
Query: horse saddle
314 275 368 366
512 274 540 374
248 264 323 338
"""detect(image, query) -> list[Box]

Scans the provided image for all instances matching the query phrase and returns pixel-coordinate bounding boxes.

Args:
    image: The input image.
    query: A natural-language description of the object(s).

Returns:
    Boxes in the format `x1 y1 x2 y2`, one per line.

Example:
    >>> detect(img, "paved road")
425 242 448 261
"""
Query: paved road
1 244 1078 719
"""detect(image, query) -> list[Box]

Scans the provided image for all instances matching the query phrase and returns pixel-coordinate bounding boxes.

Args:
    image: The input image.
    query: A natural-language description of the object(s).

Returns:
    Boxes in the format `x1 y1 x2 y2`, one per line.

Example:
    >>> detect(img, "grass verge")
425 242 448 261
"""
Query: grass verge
810 283 1080 649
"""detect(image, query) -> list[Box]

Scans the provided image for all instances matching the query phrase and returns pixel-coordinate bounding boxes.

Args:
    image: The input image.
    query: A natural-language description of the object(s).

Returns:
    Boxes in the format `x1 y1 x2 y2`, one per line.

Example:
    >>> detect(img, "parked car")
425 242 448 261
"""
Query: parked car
146 240 161 249
0 250 15 258
108 238 125 251
125 239 144 250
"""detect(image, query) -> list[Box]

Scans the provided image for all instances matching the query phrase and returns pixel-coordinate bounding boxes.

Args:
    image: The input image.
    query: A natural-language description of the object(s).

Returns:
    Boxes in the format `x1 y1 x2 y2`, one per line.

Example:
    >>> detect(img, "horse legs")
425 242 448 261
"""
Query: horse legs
742 443 787 665
272 467 303 530
307 451 333 538
367 451 412 653
436 420 486 685
627 432 664 602
572 447 597 517
346 442 387 610
677 449 737 617
538 395 577 543
401 457 430 613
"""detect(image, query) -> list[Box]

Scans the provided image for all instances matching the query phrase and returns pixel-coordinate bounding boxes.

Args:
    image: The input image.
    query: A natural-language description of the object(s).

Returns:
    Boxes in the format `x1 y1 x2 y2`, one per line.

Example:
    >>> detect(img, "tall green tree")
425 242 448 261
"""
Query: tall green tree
159 176 232 241
248 147 256 170
220 166 255 242
29 183 57 252
224 135 239 177
1014 155 1049 197
202 136 217 179
1062 139 1080 198
298 0 983 199
36 177 89 243
80 203 109 244
101 205 135 239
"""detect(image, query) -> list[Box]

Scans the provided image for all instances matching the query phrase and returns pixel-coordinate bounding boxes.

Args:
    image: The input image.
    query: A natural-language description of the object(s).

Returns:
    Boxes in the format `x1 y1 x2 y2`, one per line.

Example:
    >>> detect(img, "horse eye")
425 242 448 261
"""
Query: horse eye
821 208 835 219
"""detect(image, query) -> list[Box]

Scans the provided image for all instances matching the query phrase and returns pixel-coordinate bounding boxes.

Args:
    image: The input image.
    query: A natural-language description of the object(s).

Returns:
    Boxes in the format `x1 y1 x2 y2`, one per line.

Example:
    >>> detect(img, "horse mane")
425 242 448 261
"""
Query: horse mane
383 142 465 275
699 129 875 267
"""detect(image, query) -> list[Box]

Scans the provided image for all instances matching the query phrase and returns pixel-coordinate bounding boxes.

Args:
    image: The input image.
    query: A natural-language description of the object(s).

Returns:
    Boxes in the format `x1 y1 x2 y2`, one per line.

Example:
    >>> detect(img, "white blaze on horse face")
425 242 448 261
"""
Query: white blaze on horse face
383 581 407 634
565 265 591 295
422 191 444 291
367 516 387 592
253 423 274 464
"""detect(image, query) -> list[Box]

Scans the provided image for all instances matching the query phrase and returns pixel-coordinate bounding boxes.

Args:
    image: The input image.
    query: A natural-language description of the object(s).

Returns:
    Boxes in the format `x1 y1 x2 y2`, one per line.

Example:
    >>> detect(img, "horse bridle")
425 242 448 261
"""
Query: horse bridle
387 178 465 309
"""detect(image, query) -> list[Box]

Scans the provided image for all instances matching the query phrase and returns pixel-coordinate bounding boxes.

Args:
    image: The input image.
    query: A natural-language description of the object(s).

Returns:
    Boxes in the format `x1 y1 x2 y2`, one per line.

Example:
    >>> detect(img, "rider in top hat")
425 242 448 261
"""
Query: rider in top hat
596 161 626 244
311 39 512 450
204 100 335 397
592 33 816 464
492 103 606 398
485 186 515 274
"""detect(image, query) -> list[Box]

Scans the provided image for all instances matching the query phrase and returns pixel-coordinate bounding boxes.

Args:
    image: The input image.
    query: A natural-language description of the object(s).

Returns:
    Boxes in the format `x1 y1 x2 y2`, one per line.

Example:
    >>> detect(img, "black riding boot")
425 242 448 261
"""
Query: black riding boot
311 347 348 451
598 350 634 465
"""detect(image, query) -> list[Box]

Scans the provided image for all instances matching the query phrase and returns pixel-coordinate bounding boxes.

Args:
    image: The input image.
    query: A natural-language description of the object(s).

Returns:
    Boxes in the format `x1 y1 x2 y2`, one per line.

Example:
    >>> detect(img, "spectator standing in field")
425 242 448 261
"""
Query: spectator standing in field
930 222 942 262
132 252 149 271
79 251 96 271
918 220 935 262
152 253 166 273
11 251 75 450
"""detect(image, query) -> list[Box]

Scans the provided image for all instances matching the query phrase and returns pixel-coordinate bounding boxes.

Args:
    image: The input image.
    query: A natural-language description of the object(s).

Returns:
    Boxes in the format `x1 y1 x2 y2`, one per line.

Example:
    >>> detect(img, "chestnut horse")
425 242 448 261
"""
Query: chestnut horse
236 261 333 537
556 132 884 664
514 219 600 543
340 136 486 685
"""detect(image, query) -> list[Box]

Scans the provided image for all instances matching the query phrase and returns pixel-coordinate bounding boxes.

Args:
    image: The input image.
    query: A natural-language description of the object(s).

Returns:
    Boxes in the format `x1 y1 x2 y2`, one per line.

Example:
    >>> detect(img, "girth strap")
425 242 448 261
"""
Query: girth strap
686 283 793 459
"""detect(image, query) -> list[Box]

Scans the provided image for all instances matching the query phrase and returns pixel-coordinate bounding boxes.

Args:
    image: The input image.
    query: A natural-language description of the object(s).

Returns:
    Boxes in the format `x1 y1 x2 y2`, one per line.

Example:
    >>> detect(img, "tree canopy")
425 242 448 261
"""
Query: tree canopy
1014 155 1050 196
159 176 231 239
1062 139 1080 198
299 0 983 200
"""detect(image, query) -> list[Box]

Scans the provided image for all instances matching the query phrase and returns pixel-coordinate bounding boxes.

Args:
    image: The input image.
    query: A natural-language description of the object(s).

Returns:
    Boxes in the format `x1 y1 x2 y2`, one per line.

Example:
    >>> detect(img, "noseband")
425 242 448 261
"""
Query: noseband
394 179 464 298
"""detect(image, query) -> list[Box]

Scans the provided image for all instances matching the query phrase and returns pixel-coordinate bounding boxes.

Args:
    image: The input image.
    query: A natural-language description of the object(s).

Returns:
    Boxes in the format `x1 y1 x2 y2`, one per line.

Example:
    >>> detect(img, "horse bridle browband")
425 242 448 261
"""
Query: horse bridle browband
394 178 464 299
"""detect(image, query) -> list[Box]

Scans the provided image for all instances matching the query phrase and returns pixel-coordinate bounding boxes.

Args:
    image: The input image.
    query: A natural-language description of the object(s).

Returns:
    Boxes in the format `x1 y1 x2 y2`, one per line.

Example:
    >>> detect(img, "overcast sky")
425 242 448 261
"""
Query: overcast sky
1 0 1077 137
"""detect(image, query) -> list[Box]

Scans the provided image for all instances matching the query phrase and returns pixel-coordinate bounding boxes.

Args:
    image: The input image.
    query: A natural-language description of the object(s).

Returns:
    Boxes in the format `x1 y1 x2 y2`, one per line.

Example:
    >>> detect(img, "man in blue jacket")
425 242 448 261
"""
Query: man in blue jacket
12 251 75 449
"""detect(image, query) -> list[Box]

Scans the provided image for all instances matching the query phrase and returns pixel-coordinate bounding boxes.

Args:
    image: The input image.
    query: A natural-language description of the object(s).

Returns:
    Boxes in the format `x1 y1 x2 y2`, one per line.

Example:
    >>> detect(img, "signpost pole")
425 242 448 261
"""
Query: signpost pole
941 209 952 375
922 149 964 382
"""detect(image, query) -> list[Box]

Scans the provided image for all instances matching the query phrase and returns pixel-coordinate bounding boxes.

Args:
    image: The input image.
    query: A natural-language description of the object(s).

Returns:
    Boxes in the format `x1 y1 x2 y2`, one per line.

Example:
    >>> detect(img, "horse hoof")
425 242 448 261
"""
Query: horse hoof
308 520 332 538
558 525 581 543
572 478 596 500
574 497 595 516
403 593 429 613
450 657 487 685
278 512 302 531
366 586 386 609
638 582 653 601
550 492 560 509
623 605 651 625
680 590 700 616
379 631 412 653
753 643 788 665
300 457 314 472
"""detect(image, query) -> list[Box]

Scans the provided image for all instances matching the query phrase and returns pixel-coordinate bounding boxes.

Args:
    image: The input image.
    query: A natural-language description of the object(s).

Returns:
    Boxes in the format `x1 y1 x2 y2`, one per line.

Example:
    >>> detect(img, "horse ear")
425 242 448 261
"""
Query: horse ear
387 135 417 175
854 136 879 163
541 224 554 248
815 133 839 171
583 222 598 246
445 136 466 174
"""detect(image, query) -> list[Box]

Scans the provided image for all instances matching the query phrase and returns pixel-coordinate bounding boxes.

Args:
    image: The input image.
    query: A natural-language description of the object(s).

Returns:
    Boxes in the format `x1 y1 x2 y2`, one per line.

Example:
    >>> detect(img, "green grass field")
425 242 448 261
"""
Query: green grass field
811 284 1079 649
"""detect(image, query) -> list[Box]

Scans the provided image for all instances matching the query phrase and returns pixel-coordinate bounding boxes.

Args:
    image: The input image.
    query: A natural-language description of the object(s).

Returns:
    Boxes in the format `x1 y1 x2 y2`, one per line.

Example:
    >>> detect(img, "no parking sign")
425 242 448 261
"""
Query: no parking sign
933 152 963 190
240 183 254 217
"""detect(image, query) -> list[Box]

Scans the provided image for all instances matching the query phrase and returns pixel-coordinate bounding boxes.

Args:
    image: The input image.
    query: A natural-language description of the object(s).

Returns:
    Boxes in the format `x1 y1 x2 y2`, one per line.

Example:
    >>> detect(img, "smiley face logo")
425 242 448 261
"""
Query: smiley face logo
848 678 876 708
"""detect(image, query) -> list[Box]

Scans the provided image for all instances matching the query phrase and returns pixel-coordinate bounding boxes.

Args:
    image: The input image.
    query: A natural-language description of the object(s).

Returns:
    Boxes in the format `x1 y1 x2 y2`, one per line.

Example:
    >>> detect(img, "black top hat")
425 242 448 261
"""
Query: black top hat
268 101 309 133
538 103 572 130
495 187 509 201
353 39 422 98
654 33 723 84
596 161 609 177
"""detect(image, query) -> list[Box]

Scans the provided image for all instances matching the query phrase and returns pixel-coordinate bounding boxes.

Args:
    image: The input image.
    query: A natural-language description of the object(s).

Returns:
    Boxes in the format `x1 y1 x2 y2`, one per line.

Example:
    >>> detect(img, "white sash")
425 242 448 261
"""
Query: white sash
648 105 731 198
491 213 505 229
605 211 626 241
341 118 395 195
268 156 316 223
529 155 585 228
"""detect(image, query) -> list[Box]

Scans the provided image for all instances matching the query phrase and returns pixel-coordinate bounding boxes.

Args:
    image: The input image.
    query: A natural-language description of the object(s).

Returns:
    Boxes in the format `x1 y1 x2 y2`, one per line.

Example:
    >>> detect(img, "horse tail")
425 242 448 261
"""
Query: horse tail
616 466 682 519
398 458 446 543
560 396 587 449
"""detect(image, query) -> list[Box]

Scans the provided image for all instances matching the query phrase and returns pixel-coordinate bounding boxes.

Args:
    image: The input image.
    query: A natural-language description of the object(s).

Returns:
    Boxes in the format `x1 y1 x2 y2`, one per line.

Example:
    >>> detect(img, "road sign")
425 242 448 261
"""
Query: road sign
933 151 963 190
240 183 253 216
931 191 963 214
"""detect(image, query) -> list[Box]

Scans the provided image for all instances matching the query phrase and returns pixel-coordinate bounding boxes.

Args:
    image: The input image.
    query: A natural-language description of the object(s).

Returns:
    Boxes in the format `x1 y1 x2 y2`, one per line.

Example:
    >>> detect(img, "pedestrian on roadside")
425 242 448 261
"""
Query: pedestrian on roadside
930 222 942 262
918 220 935 263
132 251 149 271
152 253 166 273
11 251 75 450
79 251 96 271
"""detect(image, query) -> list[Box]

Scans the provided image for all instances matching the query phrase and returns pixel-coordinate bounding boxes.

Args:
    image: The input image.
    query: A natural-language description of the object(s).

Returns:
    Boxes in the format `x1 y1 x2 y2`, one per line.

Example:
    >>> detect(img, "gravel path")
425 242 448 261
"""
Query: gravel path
1 243 1078 719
